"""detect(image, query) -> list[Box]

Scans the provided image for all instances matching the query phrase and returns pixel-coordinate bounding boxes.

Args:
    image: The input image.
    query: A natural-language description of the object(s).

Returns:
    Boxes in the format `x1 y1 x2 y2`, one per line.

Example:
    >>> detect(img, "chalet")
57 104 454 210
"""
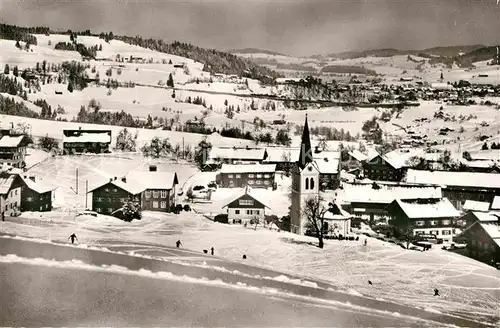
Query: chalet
0 130 31 169
363 152 406 182
457 211 500 266
0 174 21 216
386 198 461 242
207 147 266 165
218 164 276 188
338 182 443 223
221 186 270 224
88 166 178 215
63 129 112 154
405 169 500 210
15 174 57 212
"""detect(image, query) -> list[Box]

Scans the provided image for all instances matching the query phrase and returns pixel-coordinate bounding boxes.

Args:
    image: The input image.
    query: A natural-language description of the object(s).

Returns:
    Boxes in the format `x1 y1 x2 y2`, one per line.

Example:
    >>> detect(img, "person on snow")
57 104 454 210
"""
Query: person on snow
68 233 78 244
434 288 440 296
176 240 182 248
210 247 214 255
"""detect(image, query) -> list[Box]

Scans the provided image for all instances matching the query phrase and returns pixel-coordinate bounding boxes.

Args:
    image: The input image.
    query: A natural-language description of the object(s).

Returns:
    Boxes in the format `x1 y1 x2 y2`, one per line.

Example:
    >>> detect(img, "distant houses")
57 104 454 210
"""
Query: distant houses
217 164 276 189
221 186 270 224
87 165 179 215
62 129 112 154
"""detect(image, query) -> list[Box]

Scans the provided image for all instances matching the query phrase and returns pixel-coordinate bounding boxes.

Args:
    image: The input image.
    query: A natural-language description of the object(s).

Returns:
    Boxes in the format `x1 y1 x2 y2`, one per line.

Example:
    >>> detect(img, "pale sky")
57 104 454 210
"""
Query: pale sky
1 0 500 56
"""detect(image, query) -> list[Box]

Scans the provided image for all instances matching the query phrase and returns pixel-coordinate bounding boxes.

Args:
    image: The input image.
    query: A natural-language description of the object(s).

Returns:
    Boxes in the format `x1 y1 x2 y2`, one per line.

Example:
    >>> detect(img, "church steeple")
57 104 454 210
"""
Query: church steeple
298 114 312 168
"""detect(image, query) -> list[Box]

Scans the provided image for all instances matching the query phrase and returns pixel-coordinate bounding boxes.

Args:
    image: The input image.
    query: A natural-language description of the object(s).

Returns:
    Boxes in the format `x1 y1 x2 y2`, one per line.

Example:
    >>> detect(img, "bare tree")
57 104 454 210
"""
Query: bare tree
302 195 329 248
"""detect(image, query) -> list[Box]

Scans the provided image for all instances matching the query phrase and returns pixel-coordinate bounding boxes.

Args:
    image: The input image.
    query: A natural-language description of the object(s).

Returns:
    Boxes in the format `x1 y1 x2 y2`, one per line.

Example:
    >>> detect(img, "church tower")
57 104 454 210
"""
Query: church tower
290 114 319 235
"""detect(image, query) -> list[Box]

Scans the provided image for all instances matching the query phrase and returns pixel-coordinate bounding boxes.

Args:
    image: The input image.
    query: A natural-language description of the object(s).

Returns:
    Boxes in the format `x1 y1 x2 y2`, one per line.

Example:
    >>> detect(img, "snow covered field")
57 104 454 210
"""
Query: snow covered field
1 209 499 325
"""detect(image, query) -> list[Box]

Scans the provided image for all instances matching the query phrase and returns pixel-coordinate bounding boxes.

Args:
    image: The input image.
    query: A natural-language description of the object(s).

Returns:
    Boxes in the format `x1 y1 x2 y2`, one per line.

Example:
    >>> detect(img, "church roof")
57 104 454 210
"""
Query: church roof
297 114 313 169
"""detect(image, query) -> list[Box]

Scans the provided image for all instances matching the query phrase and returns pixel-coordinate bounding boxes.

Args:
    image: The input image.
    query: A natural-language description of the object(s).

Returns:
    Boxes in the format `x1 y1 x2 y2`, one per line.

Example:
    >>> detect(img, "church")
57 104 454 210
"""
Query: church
290 115 351 235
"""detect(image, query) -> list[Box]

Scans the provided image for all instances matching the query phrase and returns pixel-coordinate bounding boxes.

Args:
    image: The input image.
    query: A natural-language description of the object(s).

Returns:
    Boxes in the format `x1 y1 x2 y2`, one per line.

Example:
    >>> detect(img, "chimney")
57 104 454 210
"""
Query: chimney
109 178 113 182
121 177 126 183
79 126 82 130
149 165 157 172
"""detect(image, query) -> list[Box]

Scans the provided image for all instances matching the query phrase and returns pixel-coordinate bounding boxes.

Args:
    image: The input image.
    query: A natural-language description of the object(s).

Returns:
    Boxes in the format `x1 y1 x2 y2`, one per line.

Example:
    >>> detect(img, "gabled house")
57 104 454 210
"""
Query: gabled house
88 165 178 215
62 129 112 154
15 174 57 212
386 198 461 242
221 186 270 224
457 211 500 267
218 164 276 188
405 169 500 210
362 152 405 182
0 130 31 169
0 174 21 216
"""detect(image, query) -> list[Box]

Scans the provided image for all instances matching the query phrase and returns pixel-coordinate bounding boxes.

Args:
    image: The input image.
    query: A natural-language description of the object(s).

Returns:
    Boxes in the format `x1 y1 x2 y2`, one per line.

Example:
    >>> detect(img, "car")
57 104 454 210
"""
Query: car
76 210 98 217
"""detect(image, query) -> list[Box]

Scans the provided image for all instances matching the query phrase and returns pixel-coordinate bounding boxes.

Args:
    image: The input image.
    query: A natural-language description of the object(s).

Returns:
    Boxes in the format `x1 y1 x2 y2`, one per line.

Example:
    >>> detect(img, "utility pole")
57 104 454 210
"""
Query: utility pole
76 168 79 195
85 180 88 209
182 137 185 160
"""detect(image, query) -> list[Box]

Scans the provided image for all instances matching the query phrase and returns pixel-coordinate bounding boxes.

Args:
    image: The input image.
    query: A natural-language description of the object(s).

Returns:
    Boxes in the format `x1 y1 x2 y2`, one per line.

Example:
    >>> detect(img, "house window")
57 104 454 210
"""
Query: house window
236 174 241 178
248 180 254 184
96 208 102 213
246 210 253 215
235 209 240 214
264 174 270 178
264 180 270 185
255 210 260 215
248 174 255 178
228 174 233 178
256 180 262 185
479 194 485 201
108 208 113 213
310 178 315 190
153 191 159 198
442 219 451 225
161 190 167 198
239 199 254 206
416 221 424 226
430 220 437 226
229 180 234 184
160 201 167 208
105 188 109 192
15 189 17 195
442 230 451 235
145 191 151 199
26 197 33 202
40 206 43 211
257 174 262 178
305 178 309 190
153 201 159 208
113 188 118 193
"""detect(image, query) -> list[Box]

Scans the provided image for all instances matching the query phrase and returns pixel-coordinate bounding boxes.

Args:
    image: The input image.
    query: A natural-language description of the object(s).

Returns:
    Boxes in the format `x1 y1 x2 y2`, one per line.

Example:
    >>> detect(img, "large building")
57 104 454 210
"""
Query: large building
0 129 31 168
386 198 461 242
218 164 276 188
405 169 500 210
62 129 112 154
221 186 270 224
88 166 178 215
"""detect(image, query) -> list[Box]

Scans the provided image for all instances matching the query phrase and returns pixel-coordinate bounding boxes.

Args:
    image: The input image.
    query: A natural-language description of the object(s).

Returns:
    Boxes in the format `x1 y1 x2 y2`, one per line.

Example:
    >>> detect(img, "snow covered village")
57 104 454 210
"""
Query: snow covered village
0 2 500 326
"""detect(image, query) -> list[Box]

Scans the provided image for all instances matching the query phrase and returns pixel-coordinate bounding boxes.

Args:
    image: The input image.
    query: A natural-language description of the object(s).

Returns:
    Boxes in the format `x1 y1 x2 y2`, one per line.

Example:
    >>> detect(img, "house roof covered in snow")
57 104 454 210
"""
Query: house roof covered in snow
338 182 442 204
468 211 500 223
208 147 265 161
221 186 271 209
490 196 500 210
88 176 148 195
405 169 500 189
0 135 25 148
19 175 57 194
220 164 276 174
125 171 178 190
313 157 340 174
376 148 425 169
392 198 460 219
348 149 368 162
478 222 500 247
463 200 491 212
63 132 112 143
263 147 301 163
321 203 353 220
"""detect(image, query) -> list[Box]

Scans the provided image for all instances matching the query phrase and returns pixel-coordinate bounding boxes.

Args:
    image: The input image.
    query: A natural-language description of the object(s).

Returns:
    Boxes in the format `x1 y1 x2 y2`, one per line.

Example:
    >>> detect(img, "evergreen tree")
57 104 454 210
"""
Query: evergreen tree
167 73 174 87
15 40 21 49
3 64 9 75
67 82 74 93
12 65 18 77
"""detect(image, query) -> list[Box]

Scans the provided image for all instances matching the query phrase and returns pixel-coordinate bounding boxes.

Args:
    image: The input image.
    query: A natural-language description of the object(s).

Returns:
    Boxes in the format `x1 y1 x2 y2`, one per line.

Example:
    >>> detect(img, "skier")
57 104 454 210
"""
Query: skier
242 254 247 259
176 240 182 248
68 233 78 244
364 239 368 246
434 288 440 296
210 247 214 255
